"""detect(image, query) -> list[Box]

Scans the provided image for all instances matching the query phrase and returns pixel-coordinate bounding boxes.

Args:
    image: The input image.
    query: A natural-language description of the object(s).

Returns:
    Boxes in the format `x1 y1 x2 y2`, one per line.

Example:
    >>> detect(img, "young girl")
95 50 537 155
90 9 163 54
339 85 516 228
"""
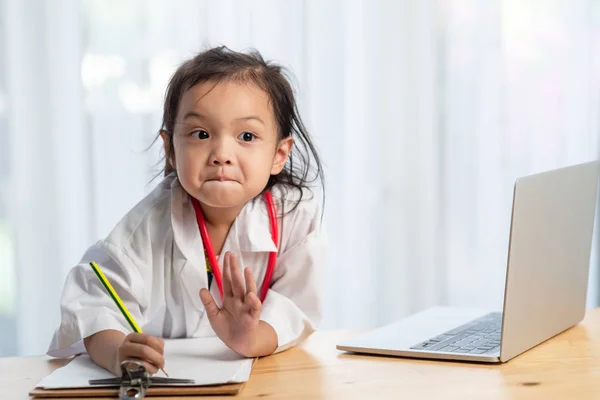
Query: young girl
47 46 326 377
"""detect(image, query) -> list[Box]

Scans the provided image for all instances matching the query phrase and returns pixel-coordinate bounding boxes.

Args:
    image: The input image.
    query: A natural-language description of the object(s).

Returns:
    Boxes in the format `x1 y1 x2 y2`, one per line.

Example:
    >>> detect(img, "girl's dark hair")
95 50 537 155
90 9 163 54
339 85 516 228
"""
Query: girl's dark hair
157 46 324 210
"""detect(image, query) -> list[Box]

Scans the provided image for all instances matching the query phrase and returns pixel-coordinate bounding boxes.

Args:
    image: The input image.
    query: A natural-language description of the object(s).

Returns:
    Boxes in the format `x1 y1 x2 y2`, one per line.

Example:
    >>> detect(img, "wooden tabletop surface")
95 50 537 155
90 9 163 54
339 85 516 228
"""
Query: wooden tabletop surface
3 308 600 399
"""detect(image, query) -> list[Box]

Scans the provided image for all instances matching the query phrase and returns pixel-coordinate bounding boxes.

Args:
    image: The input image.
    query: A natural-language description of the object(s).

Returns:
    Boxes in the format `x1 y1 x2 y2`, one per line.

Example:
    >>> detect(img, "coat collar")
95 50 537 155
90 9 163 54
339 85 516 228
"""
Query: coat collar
170 177 278 263
230 196 278 253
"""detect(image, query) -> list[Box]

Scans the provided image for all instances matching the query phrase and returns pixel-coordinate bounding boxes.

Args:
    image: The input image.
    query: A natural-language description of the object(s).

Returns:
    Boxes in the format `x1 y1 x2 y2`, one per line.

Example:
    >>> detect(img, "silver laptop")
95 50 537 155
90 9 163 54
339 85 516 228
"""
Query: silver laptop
337 161 600 363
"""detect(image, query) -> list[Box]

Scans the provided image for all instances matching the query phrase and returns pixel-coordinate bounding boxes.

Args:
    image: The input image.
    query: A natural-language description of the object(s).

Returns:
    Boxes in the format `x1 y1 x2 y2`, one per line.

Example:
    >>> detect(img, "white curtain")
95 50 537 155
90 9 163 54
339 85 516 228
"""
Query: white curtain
0 0 598 356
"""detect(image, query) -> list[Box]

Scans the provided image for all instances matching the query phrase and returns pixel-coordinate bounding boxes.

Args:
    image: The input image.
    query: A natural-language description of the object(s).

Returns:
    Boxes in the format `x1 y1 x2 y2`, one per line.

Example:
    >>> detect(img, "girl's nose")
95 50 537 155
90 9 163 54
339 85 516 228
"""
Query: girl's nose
210 140 233 165
211 157 232 165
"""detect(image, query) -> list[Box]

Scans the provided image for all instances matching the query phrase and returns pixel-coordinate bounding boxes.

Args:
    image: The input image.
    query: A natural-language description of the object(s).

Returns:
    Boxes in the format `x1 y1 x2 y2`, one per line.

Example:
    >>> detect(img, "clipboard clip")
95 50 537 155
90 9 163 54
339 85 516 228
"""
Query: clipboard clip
89 360 195 400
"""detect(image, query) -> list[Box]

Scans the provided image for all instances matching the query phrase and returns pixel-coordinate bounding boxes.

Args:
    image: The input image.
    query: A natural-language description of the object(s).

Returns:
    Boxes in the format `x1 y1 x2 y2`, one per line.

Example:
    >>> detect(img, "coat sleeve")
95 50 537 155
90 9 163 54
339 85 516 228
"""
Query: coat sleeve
258 195 327 353
47 241 148 357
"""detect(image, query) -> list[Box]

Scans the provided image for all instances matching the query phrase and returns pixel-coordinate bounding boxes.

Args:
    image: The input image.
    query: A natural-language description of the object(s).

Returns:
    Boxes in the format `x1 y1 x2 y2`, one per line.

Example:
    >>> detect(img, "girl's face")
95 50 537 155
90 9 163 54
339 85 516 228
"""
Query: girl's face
165 80 293 210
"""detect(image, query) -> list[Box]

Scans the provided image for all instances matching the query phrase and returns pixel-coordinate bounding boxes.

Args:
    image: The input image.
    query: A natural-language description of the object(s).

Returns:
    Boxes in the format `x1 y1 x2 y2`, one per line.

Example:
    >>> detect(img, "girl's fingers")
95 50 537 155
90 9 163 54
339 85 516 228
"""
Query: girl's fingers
126 333 164 354
121 360 159 376
244 268 261 319
121 342 165 370
200 288 221 319
139 361 159 375
229 253 246 298
244 267 258 296
222 252 234 297
124 332 146 344
246 291 262 320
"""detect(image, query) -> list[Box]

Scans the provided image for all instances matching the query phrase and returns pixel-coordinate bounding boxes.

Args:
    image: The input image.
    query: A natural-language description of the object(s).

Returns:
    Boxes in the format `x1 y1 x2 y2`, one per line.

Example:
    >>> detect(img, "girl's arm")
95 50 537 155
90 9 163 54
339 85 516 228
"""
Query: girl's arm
257 197 327 353
48 243 150 358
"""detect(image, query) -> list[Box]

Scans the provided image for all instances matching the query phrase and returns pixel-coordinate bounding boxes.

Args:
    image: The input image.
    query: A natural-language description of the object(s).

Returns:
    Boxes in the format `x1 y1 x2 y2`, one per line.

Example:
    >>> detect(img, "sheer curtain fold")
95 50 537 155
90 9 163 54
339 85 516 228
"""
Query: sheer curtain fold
3 0 90 355
1 0 598 355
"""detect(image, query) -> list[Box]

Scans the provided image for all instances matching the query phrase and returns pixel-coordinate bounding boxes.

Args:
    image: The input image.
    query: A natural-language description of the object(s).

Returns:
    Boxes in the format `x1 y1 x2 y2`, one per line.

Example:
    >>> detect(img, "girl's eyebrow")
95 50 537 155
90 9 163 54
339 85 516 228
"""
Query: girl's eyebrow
183 111 204 121
182 111 265 126
234 116 265 126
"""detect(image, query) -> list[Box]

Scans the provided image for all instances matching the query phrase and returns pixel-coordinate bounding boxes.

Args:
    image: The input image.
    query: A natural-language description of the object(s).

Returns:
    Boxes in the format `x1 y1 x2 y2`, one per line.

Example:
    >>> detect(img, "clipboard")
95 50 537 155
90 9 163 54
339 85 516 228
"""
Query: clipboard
29 382 245 398
29 359 250 398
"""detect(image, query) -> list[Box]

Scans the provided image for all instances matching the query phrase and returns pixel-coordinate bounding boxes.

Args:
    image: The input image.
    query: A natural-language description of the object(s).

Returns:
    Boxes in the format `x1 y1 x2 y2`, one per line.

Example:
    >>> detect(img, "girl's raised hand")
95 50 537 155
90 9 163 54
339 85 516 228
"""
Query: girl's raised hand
199 252 262 356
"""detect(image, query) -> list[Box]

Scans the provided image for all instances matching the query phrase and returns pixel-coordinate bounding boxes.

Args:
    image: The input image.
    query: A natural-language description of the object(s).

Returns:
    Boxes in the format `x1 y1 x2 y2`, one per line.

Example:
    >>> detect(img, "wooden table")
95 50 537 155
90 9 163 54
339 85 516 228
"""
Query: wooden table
3 309 600 399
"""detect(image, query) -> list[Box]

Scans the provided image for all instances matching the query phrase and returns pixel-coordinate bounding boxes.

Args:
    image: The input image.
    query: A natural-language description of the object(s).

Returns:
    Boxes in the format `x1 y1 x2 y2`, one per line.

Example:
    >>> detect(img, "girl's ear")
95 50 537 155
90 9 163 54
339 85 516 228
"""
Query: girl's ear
160 130 169 151
160 130 175 173
271 137 294 175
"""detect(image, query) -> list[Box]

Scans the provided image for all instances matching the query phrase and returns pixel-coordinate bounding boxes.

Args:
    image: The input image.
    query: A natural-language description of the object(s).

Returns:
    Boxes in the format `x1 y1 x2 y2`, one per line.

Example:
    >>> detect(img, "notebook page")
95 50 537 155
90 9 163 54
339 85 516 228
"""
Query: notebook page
36 337 254 389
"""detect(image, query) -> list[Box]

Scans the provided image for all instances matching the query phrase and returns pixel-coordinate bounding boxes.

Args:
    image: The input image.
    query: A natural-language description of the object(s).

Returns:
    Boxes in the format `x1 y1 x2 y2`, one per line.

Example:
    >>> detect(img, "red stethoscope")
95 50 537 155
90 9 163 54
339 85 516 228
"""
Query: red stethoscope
191 191 278 303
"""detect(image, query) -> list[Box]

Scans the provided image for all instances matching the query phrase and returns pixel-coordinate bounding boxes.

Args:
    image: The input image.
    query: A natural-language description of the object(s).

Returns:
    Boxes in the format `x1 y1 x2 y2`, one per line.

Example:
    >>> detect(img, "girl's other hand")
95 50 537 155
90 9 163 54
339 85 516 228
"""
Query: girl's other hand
114 333 165 376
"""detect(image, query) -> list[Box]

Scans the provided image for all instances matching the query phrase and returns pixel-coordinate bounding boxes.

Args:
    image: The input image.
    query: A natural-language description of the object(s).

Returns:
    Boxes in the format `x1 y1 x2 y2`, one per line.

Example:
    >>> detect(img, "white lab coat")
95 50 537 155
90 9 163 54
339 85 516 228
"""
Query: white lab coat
47 174 326 357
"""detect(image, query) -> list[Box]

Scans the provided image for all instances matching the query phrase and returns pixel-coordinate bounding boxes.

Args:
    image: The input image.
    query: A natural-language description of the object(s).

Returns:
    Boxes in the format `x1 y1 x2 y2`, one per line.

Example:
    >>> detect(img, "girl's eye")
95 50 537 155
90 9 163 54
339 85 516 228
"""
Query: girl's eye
191 130 209 139
238 131 256 142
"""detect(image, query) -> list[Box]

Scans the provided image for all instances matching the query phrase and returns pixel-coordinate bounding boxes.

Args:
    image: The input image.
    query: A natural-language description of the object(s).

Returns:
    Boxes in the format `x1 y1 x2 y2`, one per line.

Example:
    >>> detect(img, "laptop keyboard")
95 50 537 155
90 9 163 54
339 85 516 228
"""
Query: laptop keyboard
410 312 502 355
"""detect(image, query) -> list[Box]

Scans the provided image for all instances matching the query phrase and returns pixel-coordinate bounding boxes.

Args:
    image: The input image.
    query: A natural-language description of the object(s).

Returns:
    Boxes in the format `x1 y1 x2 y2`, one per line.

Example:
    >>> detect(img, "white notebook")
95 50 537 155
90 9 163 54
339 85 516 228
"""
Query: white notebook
36 337 254 389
